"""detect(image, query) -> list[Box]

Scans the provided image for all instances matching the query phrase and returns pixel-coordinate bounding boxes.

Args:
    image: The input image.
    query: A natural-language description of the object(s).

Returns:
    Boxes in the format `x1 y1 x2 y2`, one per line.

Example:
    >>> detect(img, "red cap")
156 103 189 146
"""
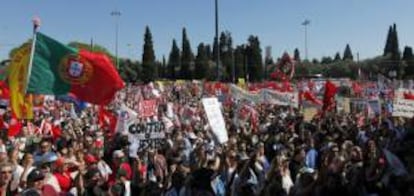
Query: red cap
84 154 98 164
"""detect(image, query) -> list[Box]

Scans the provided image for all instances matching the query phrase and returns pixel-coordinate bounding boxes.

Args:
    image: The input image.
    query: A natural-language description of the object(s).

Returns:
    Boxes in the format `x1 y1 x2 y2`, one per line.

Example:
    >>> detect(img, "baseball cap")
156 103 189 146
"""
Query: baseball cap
27 169 45 183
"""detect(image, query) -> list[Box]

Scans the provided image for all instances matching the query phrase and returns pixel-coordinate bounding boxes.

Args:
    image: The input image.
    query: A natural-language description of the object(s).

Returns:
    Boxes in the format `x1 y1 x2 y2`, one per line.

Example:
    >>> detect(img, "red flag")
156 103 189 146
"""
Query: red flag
51 124 62 141
302 91 323 105
8 113 22 137
98 106 117 134
403 92 414 100
70 50 125 105
0 81 10 99
352 82 363 96
322 80 337 111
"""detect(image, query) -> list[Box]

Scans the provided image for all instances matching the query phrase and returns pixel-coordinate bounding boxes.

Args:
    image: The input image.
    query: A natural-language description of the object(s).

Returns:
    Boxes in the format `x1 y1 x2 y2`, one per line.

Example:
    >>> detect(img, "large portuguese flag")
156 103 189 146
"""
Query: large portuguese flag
27 32 124 105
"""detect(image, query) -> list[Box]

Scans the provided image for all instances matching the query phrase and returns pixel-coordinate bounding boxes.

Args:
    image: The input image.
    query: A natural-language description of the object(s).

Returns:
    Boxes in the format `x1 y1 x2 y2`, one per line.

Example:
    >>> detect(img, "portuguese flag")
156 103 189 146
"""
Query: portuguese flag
27 32 124 105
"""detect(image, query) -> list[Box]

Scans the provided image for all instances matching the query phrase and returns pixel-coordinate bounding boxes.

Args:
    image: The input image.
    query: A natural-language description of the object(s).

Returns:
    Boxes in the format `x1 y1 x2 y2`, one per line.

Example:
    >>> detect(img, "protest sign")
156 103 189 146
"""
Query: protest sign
138 99 157 118
115 104 138 133
392 99 414 118
127 121 166 156
202 97 228 144
303 107 318 122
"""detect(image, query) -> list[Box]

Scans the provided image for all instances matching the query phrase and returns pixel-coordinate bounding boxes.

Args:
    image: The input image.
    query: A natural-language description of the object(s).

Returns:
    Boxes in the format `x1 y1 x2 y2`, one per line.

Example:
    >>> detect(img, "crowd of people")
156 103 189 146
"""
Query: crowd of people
0 81 412 196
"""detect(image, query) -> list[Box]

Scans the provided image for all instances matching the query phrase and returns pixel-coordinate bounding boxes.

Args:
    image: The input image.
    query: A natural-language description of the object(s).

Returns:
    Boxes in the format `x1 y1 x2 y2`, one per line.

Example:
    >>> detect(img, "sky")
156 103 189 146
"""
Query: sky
0 0 413 62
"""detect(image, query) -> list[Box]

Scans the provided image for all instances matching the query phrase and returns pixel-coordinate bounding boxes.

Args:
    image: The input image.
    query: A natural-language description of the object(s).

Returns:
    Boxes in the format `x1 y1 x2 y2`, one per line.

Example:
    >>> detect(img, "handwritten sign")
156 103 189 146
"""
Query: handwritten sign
202 97 228 144
392 99 414 118
128 121 166 153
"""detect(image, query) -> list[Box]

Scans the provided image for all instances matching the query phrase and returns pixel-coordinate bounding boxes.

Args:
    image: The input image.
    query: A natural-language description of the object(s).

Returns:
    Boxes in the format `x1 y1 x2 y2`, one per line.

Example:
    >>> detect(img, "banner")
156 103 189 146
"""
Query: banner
202 97 228 144
128 121 166 151
392 99 414 118
229 84 299 108
138 99 157 118
261 89 299 108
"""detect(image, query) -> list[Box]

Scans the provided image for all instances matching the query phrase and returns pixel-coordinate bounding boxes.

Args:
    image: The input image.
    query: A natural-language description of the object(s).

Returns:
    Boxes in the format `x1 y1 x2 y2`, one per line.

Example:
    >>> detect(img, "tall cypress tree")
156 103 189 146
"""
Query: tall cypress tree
180 28 194 79
403 46 414 77
334 52 341 61
343 44 353 61
391 23 401 60
234 45 246 79
167 39 180 79
194 43 209 79
219 31 233 81
293 48 301 62
246 35 263 81
384 25 393 56
142 26 156 82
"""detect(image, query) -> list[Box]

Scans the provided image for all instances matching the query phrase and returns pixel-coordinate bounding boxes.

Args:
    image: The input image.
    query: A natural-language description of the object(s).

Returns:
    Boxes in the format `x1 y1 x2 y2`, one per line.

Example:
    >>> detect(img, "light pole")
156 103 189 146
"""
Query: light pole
302 19 310 60
215 0 220 81
111 10 121 69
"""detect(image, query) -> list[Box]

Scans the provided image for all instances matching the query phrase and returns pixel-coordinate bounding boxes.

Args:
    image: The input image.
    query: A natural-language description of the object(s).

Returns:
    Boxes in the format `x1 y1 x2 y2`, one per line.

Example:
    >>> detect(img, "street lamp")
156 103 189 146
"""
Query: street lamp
111 10 121 69
302 19 310 60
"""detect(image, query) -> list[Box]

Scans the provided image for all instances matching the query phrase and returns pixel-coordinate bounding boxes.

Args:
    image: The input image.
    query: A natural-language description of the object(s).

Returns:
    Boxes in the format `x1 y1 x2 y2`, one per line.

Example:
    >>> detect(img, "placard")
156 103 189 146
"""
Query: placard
138 99 157 118
202 97 228 144
392 99 414 118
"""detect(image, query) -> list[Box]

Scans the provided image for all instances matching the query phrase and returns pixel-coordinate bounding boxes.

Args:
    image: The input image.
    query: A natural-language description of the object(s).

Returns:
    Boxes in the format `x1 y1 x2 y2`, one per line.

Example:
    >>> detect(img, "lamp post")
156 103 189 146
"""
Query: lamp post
215 0 220 81
302 19 310 60
111 10 121 69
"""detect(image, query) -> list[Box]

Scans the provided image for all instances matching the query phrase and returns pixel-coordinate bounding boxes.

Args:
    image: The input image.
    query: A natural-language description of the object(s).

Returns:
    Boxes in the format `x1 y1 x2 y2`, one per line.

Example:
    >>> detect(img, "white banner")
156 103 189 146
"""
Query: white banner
229 84 299 108
202 97 228 144
392 99 414 118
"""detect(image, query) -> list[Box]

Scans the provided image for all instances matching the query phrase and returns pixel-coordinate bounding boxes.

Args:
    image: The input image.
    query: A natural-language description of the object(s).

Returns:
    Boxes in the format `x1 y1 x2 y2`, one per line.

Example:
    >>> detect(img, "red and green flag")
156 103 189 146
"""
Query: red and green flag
27 32 124 105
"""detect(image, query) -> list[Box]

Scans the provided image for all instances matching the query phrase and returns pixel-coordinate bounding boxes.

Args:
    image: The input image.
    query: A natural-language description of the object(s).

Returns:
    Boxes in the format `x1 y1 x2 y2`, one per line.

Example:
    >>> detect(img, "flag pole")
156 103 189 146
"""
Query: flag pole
25 16 40 94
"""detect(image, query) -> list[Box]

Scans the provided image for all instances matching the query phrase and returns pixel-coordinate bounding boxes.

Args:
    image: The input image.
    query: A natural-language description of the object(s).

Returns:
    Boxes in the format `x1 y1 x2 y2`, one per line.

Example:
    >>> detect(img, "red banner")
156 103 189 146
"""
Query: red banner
138 99 158 118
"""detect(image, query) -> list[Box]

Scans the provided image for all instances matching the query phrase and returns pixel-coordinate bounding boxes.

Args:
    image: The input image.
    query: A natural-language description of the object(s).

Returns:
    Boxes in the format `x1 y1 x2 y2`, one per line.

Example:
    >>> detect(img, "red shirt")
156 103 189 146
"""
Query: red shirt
53 172 72 193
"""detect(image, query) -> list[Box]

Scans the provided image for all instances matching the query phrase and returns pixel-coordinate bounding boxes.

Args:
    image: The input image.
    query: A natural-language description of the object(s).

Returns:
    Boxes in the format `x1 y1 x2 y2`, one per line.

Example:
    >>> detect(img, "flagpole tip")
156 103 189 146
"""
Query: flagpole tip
32 16 41 28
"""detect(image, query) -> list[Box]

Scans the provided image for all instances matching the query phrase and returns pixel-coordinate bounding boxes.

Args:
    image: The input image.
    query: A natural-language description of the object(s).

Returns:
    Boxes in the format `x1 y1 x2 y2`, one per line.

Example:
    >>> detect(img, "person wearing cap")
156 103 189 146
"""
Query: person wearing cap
53 157 73 193
33 140 57 166
110 150 132 184
21 168 59 196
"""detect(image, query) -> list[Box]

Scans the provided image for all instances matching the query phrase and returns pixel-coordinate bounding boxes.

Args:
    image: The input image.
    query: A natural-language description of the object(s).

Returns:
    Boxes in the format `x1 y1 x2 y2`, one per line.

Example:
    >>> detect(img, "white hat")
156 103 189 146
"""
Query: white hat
113 150 125 159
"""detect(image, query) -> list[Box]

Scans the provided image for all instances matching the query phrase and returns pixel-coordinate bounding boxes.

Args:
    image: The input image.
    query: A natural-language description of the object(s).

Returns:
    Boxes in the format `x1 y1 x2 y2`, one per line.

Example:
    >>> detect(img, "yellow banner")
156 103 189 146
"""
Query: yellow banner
9 43 33 119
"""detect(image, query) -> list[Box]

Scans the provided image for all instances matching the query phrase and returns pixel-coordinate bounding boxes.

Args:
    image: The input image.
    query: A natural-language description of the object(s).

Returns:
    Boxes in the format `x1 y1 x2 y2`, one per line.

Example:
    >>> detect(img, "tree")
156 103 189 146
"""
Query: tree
293 48 301 62
234 45 246 80
246 35 263 81
194 43 209 79
167 39 180 79
343 44 353 61
141 26 156 82
321 56 333 64
220 31 233 81
180 28 194 79
334 52 341 61
403 46 414 77
384 25 393 57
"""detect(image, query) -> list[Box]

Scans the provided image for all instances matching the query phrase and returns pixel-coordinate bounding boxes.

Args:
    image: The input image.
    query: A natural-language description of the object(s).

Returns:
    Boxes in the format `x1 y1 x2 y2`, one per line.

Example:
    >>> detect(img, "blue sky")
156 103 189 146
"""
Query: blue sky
0 0 413 61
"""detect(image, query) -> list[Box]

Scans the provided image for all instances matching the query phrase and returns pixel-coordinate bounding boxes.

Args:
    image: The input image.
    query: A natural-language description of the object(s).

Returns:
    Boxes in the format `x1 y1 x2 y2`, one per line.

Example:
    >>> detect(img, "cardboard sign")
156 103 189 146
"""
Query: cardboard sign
127 121 166 156
138 99 157 118
202 97 228 144
392 99 414 118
